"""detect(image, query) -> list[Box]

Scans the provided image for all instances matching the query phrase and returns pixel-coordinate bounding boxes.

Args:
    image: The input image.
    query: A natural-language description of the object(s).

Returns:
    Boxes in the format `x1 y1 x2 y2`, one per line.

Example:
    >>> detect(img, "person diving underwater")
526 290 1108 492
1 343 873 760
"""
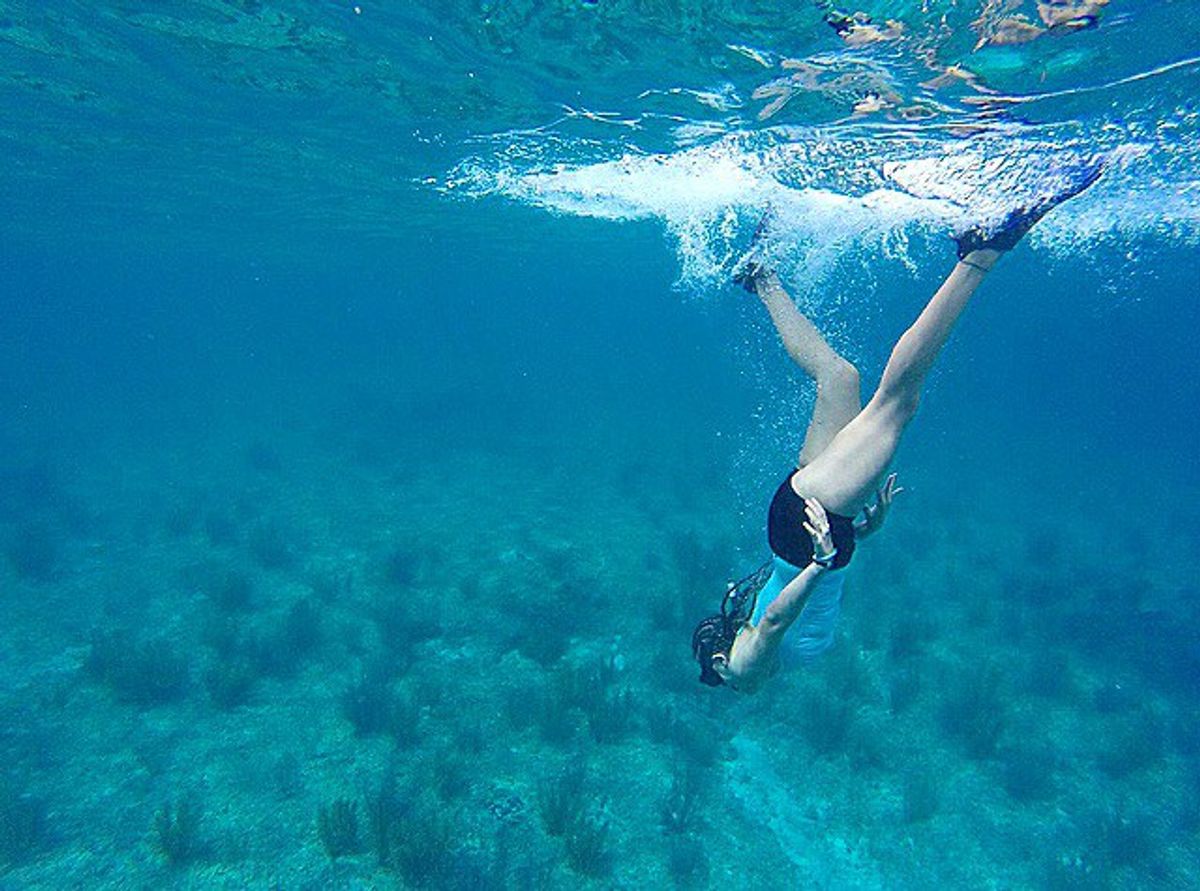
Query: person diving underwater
692 157 1105 693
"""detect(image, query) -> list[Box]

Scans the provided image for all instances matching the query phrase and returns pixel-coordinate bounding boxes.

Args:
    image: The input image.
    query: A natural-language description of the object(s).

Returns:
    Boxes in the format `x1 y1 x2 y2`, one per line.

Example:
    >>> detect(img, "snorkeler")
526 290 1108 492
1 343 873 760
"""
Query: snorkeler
692 158 1105 693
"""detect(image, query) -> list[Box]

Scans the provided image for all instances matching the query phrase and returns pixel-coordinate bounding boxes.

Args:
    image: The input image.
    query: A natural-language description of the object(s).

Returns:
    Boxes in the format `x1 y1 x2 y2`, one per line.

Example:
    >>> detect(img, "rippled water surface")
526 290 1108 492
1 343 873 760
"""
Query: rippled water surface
4 1 1198 259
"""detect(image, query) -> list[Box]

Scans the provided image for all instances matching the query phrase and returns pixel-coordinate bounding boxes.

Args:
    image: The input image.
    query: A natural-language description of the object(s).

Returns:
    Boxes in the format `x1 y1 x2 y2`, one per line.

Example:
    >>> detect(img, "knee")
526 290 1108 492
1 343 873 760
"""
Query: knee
821 358 860 400
867 369 920 424
834 358 860 393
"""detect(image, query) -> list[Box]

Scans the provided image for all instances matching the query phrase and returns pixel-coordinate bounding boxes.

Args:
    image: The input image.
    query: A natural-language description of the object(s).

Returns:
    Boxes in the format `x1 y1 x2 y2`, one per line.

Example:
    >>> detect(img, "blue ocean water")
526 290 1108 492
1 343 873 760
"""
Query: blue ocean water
1 2 1198 887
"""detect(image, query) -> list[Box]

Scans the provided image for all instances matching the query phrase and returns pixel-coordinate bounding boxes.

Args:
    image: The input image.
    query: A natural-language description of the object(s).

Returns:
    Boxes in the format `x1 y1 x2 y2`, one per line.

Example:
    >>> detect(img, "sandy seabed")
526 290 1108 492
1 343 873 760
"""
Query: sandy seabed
1 411 1197 890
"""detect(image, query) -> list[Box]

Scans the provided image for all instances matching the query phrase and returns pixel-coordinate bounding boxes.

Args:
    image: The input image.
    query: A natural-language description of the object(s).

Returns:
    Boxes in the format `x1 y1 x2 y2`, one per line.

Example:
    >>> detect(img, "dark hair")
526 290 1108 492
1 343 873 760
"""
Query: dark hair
691 615 733 687
691 561 772 687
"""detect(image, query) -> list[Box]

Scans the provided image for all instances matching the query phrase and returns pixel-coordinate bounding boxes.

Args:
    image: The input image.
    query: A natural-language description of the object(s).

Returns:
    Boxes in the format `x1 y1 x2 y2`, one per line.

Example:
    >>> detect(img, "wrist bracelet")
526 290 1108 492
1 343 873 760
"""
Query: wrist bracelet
813 548 838 569
961 259 991 273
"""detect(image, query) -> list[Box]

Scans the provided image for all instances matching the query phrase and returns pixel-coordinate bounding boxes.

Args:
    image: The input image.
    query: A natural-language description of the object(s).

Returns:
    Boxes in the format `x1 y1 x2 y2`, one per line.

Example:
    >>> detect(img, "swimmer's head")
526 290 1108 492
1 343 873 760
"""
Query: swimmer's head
692 564 771 687
691 615 734 687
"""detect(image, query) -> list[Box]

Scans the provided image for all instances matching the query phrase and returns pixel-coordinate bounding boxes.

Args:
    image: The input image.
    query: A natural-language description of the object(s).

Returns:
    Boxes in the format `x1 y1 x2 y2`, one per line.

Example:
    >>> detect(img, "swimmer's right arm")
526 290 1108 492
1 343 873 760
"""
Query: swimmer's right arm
755 497 836 641
729 502 832 687
727 559 827 690
729 559 828 686
755 561 830 642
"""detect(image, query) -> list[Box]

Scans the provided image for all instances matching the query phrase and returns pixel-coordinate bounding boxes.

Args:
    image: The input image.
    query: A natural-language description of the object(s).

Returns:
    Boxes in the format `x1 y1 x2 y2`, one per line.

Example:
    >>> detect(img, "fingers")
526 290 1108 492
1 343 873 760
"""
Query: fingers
804 496 828 524
803 497 833 546
805 511 829 538
878 473 904 505
803 521 831 555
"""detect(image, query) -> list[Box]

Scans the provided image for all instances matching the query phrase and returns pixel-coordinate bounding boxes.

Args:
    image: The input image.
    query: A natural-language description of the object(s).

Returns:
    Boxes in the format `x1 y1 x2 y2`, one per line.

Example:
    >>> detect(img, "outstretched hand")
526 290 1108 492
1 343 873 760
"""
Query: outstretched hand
802 496 837 566
858 473 903 539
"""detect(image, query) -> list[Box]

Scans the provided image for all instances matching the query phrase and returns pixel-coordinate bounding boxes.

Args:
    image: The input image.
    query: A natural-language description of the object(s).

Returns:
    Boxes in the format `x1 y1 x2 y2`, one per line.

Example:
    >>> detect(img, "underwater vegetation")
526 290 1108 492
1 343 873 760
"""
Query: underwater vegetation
151 797 205 867
0 439 1195 889
341 669 420 744
316 797 360 859
5 522 61 583
248 520 300 571
12 234 1200 891
84 629 191 706
659 764 705 835
0 780 49 868
900 768 940 824
939 666 1008 760
998 745 1058 803
314 765 489 887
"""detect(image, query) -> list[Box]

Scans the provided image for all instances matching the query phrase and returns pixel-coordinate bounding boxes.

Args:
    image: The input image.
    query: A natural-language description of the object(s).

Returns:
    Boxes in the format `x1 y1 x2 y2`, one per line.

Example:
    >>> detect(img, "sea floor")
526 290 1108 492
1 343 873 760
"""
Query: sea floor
1 404 1197 890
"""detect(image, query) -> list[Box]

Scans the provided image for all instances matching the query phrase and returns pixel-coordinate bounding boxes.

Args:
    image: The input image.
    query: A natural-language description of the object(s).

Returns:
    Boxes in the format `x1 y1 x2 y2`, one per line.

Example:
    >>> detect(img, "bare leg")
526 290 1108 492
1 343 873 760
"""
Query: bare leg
787 154 1104 515
752 270 861 467
792 249 1000 515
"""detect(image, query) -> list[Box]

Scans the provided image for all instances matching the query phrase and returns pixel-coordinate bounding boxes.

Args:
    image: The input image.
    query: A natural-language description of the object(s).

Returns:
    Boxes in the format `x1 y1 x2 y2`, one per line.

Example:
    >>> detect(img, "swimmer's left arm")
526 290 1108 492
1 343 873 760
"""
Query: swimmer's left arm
854 472 903 539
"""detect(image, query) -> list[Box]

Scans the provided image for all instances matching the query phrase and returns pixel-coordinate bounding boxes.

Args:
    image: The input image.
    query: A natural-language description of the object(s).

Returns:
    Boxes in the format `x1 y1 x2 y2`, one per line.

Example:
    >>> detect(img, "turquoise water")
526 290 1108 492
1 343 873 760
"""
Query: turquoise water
1 2 1198 887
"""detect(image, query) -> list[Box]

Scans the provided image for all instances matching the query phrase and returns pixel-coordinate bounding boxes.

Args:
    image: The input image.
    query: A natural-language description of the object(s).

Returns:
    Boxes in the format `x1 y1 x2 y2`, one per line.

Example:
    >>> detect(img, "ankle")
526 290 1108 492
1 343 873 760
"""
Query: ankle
755 269 782 292
960 249 1001 272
